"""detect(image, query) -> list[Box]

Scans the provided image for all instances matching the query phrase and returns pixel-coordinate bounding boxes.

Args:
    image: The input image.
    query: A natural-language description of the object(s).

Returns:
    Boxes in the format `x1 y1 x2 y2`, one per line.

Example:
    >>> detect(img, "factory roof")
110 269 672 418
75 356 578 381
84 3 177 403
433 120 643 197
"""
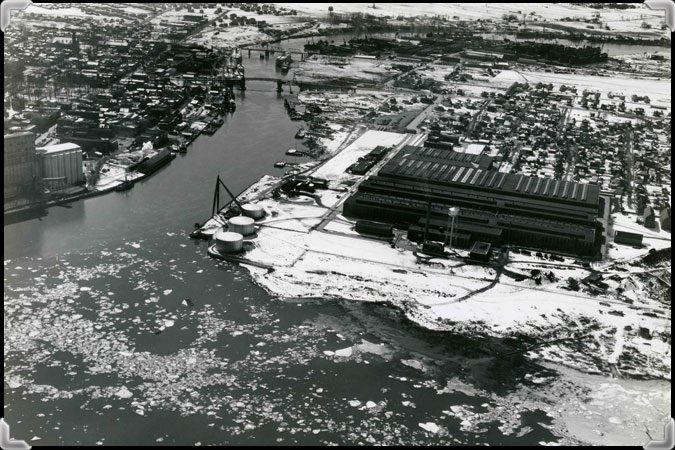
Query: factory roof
393 145 493 170
379 146 599 207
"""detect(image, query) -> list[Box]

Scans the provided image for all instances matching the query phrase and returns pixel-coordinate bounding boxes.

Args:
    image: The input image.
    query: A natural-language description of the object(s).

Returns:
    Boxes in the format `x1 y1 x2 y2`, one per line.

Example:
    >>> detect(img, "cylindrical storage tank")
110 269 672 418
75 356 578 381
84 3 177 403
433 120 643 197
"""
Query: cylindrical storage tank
228 216 255 236
241 203 265 219
214 231 243 253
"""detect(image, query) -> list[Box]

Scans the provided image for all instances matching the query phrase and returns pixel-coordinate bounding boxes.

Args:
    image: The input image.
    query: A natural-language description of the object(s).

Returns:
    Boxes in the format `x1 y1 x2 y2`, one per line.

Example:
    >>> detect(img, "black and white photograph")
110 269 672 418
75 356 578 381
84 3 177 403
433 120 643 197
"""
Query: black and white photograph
3 2 672 447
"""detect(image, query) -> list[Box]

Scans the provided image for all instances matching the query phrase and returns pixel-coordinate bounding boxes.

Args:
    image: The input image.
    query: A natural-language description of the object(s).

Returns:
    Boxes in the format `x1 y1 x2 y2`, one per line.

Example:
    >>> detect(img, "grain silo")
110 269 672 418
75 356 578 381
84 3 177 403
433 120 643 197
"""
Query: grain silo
228 216 256 236
214 230 243 253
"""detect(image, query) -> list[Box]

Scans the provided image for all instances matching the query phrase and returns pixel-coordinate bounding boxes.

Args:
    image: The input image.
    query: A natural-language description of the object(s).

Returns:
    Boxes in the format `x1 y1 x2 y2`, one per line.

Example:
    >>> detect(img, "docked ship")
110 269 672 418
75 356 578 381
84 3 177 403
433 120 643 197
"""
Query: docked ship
232 48 242 65
138 148 175 175
204 123 218 135
275 52 292 68
115 174 134 192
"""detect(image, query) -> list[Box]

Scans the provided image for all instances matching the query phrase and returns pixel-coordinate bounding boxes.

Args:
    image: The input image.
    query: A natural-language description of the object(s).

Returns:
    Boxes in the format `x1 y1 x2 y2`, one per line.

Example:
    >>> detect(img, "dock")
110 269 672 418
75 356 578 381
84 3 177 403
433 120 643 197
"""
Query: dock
207 244 275 272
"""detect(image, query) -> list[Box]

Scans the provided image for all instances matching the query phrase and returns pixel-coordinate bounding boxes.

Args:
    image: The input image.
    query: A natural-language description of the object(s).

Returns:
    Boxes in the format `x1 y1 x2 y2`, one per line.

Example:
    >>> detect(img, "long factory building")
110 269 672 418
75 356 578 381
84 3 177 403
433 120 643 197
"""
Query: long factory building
343 145 604 257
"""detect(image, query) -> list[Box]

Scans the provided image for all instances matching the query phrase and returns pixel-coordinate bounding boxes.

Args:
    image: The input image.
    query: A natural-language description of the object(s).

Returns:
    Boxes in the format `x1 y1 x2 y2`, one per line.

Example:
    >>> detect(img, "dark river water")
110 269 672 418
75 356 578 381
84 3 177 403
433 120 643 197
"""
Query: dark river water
3 41 664 446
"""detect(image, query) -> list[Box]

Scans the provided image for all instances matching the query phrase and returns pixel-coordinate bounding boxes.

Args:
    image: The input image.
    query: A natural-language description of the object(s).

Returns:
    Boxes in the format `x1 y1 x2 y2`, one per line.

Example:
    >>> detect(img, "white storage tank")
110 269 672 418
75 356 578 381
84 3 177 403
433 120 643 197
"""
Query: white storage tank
228 216 256 236
214 230 243 253
241 203 265 219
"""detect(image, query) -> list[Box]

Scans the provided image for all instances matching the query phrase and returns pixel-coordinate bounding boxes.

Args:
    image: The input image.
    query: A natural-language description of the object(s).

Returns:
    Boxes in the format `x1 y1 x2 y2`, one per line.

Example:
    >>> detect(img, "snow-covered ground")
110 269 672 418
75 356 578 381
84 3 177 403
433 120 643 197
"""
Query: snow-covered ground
607 211 672 261
198 124 670 380
188 26 269 48
312 129 406 181
235 204 670 379
276 3 664 31
94 164 144 191
491 70 671 107
295 56 394 84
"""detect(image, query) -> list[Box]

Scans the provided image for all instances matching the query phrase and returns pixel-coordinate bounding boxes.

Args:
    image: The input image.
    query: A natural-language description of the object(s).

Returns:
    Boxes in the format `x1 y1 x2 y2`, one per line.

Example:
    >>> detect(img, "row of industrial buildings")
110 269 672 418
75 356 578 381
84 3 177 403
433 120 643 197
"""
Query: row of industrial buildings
343 144 605 258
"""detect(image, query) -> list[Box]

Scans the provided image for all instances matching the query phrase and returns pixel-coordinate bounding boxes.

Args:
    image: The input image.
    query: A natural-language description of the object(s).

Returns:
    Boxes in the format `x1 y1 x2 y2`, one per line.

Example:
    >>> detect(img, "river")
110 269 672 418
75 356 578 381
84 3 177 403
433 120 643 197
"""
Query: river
3 46 670 446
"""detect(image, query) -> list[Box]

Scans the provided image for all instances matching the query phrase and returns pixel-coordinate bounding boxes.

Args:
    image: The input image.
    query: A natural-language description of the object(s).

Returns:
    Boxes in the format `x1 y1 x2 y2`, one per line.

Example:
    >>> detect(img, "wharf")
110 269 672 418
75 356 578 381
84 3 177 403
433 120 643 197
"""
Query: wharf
4 153 176 220
207 244 275 272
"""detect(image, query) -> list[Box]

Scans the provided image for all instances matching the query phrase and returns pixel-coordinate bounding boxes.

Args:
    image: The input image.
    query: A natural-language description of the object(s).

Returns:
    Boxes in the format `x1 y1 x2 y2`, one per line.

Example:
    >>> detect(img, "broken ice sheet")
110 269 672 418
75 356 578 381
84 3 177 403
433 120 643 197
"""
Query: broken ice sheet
419 422 440 434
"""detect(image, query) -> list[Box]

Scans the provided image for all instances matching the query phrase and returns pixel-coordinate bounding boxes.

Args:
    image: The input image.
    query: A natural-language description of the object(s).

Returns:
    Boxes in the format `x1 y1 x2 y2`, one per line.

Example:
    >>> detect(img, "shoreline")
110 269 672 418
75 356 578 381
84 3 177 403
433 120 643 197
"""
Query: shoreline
194 124 670 381
4 153 177 219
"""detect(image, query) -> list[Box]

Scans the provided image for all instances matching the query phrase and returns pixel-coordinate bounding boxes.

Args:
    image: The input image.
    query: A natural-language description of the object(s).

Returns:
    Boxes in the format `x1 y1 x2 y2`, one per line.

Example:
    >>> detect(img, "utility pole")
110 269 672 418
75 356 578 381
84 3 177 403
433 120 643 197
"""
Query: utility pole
423 199 431 242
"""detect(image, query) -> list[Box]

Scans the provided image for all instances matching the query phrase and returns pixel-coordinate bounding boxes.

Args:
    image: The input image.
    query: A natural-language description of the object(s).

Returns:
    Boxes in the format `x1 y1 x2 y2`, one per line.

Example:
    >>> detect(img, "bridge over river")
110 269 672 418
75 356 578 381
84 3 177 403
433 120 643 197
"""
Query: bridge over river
241 45 310 61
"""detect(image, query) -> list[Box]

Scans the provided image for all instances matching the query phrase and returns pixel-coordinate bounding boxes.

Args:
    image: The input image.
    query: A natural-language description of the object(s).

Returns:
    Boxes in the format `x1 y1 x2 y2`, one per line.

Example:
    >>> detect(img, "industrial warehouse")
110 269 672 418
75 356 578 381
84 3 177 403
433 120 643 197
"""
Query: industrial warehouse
343 145 604 258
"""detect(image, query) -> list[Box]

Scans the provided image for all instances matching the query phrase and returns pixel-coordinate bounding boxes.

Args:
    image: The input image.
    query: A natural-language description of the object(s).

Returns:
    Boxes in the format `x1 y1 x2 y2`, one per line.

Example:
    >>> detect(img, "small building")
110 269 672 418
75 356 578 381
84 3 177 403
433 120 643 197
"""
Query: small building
422 241 445 255
368 146 389 161
582 273 609 290
660 207 671 232
355 220 393 238
469 241 492 262
614 230 643 246
348 159 374 175
643 206 656 228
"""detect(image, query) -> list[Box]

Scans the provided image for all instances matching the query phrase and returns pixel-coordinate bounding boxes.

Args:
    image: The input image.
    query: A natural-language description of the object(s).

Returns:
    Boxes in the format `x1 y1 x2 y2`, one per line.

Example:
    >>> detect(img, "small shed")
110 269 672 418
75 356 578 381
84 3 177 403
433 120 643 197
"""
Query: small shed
469 241 492 262
422 241 445 256
355 220 393 238
614 230 643 246
643 206 656 228
660 207 670 231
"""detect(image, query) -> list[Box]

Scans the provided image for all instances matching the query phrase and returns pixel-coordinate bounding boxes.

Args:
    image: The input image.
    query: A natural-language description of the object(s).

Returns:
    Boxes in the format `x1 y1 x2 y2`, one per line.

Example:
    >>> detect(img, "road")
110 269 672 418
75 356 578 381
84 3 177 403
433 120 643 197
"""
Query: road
405 94 444 132
310 94 442 234
313 132 425 233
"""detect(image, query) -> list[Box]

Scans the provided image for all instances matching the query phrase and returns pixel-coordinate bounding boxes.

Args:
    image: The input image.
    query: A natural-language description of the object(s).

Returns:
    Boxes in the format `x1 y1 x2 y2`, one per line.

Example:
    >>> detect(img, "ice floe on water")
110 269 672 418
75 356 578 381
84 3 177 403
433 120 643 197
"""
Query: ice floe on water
3 247 670 446
334 347 352 357
115 387 133 399
419 422 440 434
401 359 428 373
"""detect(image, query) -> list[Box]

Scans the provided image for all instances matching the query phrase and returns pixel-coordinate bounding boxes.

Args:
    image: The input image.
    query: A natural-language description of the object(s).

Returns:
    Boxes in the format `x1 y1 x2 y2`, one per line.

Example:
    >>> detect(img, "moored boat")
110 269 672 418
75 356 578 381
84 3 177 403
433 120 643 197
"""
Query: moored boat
232 48 242 65
115 175 134 192
275 52 292 67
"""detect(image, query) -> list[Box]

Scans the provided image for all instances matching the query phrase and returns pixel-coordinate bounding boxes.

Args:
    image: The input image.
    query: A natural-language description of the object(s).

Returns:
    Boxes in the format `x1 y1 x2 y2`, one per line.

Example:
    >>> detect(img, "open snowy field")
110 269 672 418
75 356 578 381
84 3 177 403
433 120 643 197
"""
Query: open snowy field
276 3 666 34
312 129 407 181
491 70 671 107
242 209 670 379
